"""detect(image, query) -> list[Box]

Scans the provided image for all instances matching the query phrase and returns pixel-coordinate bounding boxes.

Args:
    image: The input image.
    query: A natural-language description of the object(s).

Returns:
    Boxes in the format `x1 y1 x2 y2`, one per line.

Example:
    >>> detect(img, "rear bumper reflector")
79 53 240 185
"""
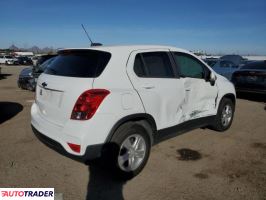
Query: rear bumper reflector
67 143 81 153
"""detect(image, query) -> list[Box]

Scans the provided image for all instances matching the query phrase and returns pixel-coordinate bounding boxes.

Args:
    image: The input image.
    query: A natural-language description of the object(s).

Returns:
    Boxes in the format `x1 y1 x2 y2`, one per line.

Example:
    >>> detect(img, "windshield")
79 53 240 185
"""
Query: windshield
44 50 111 77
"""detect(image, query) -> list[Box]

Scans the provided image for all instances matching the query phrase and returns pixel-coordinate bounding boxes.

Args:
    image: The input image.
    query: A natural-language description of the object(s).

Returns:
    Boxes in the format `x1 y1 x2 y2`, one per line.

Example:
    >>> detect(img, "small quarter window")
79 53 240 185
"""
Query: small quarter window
134 54 146 77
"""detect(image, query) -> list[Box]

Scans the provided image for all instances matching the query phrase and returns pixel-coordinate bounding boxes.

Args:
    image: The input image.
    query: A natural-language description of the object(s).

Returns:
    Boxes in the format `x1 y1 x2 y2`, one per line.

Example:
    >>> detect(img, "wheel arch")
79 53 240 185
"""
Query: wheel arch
210 93 236 132
105 113 157 145
221 93 236 105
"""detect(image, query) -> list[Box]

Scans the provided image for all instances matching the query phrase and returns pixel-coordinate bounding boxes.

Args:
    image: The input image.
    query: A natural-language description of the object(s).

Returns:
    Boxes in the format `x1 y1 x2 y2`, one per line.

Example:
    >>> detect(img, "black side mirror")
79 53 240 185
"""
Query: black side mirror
205 69 216 86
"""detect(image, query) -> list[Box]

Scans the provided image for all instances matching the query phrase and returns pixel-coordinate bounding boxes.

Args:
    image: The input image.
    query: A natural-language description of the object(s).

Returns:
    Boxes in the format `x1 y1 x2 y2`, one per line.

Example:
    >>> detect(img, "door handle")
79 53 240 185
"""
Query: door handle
142 84 155 89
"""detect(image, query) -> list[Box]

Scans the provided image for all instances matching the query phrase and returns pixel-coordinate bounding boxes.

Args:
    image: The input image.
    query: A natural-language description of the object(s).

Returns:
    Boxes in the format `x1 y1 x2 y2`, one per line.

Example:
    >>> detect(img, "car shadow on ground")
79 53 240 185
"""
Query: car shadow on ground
237 92 266 103
0 102 23 124
0 73 12 80
86 161 127 200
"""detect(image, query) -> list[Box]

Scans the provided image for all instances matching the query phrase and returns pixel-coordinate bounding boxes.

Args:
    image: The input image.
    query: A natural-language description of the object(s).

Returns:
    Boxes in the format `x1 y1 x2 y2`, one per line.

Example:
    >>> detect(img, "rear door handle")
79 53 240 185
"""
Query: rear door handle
142 84 155 89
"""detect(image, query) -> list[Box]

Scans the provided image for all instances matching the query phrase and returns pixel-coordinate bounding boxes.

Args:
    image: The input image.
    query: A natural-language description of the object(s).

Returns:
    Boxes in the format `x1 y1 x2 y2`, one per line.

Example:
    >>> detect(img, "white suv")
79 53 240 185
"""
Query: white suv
31 45 236 178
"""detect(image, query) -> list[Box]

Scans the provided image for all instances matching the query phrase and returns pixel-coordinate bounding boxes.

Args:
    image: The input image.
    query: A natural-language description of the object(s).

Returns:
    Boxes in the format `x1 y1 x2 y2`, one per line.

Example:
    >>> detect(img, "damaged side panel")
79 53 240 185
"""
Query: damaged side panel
126 48 219 131
180 77 218 121
126 49 187 130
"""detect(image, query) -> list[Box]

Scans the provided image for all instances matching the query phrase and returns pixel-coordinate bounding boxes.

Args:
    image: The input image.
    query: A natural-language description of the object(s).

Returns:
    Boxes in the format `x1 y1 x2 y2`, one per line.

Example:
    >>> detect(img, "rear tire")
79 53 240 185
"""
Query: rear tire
211 98 235 131
103 122 151 180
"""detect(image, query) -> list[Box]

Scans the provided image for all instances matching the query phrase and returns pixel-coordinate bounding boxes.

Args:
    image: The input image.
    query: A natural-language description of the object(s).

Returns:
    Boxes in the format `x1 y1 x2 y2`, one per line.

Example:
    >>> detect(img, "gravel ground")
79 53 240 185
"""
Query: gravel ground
0 65 266 200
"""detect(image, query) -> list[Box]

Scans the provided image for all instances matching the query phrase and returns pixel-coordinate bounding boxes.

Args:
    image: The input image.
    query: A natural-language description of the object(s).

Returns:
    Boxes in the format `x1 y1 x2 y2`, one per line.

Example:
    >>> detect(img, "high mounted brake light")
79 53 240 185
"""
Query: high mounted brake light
71 89 110 120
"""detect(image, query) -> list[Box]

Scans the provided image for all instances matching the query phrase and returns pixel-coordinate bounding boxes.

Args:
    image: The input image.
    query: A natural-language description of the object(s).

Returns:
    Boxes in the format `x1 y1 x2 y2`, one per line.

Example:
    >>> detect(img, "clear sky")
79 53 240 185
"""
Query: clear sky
1 0 266 55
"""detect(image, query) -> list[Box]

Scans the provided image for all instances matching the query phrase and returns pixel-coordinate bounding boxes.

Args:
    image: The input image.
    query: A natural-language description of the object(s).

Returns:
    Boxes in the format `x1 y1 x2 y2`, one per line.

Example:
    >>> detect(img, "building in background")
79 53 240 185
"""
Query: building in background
13 51 34 57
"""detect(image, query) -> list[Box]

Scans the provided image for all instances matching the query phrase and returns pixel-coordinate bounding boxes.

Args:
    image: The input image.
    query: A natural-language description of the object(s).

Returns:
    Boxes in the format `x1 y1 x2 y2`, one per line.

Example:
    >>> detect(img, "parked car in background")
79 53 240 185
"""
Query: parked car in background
18 56 56 91
33 57 56 75
212 59 239 80
0 55 18 65
220 55 246 66
17 56 33 65
35 54 57 66
31 45 236 179
203 58 218 68
17 66 34 90
231 60 266 94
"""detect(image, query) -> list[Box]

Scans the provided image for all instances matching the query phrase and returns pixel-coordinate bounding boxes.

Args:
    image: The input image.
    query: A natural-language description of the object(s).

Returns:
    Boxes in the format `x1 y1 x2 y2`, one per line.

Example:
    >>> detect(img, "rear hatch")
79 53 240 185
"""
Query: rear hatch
35 49 111 126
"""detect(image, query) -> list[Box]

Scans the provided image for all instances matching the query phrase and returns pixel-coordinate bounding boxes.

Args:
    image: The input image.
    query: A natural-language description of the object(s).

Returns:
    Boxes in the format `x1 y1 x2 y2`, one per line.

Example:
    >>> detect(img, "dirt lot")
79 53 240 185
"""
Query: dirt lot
0 65 266 200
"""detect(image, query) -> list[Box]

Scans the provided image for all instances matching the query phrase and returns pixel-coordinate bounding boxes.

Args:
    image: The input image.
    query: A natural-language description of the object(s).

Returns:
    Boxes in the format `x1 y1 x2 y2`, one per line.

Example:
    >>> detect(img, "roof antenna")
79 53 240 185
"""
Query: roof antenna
81 24 102 47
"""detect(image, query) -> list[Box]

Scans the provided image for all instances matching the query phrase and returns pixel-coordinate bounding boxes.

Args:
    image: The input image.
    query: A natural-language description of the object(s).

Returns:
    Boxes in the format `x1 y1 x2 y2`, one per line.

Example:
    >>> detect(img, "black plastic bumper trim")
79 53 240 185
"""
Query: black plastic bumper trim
31 125 103 163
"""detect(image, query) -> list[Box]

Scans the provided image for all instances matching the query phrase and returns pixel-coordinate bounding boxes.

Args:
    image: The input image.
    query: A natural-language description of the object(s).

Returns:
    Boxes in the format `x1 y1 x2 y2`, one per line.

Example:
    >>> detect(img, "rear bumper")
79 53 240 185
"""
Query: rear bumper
31 102 116 161
31 125 103 162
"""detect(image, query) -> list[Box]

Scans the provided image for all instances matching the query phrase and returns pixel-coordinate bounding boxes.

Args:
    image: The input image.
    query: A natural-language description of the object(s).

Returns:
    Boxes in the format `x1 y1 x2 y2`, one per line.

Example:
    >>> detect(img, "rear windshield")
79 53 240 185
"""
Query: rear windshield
241 61 266 70
44 50 111 77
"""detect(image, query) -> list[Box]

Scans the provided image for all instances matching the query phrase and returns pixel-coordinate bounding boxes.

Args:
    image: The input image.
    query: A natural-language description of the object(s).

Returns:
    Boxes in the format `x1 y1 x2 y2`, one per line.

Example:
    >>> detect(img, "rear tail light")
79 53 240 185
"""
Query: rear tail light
71 89 110 120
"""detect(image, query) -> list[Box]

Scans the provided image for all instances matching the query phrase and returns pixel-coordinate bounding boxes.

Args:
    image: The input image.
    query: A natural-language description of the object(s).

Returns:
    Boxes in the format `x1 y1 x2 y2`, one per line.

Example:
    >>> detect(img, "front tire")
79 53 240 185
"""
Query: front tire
26 83 35 91
211 98 235 131
105 122 151 180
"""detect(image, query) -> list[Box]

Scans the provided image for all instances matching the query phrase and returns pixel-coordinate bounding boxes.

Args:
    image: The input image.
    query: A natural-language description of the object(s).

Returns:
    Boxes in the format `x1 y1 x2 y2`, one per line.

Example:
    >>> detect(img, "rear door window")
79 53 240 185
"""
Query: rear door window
139 52 175 78
44 50 111 77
